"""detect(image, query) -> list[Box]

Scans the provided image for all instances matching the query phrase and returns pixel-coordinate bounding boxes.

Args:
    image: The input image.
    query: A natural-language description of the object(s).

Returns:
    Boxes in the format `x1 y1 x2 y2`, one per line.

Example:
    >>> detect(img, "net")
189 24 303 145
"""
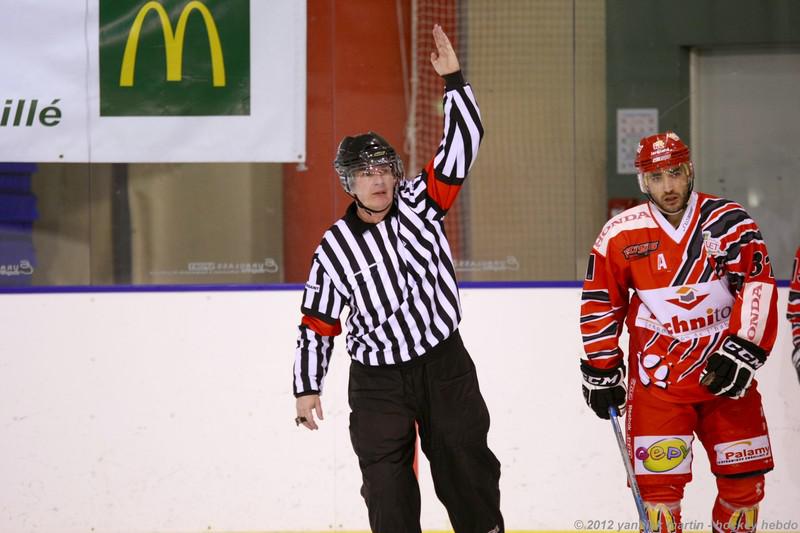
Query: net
407 0 608 281
407 0 464 262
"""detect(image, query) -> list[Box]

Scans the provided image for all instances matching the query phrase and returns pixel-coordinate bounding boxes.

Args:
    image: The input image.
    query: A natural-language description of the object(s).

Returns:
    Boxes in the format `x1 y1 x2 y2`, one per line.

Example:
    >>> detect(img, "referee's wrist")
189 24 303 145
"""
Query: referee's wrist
443 70 465 91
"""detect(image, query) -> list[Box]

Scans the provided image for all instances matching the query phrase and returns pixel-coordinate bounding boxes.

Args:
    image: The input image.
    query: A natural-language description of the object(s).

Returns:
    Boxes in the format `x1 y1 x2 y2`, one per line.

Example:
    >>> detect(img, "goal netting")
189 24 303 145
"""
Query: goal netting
406 0 608 282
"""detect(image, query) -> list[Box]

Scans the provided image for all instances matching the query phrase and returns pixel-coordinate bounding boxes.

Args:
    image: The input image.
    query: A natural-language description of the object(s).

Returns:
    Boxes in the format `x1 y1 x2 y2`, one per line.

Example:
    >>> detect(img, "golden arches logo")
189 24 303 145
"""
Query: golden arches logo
119 1 226 87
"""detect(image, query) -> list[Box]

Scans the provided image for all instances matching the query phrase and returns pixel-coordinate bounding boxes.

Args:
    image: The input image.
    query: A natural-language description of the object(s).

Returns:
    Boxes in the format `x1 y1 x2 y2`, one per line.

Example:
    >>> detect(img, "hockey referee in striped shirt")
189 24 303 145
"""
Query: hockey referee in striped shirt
292 24 503 533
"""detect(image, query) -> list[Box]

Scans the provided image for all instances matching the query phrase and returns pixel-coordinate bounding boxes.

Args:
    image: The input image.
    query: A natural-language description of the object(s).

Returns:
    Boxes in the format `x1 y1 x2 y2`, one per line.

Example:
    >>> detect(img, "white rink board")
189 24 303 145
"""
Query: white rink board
0 288 798 532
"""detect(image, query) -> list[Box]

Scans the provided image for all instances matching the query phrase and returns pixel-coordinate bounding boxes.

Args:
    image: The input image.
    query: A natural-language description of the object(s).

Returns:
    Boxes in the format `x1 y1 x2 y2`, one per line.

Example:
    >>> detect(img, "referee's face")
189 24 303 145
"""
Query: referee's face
352 164 396 213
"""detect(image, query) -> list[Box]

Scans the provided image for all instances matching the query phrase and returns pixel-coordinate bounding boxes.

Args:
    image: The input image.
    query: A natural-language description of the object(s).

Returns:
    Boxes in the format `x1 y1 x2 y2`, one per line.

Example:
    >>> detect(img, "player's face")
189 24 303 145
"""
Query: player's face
644 164 691 214
351 164 396 211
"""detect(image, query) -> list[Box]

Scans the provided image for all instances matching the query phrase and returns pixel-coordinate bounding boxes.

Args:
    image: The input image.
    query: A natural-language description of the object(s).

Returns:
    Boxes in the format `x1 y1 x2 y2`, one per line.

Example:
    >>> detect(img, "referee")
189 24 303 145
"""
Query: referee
292 25 503 533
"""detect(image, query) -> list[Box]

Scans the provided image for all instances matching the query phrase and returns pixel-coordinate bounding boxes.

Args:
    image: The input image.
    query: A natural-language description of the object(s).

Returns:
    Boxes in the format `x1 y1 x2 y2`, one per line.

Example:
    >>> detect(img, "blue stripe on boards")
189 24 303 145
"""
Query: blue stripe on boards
1 279 793 294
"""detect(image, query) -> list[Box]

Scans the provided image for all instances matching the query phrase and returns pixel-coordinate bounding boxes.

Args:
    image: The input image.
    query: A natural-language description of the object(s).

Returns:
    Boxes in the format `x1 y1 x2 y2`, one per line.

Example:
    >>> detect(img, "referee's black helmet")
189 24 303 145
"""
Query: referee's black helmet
334 132 404 193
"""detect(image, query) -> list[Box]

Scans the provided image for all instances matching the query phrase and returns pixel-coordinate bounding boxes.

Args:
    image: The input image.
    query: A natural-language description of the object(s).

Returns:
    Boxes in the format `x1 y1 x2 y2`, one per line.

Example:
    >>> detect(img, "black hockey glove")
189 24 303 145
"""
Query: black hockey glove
581 360 626 420
792 345 800 385
700 335 766 399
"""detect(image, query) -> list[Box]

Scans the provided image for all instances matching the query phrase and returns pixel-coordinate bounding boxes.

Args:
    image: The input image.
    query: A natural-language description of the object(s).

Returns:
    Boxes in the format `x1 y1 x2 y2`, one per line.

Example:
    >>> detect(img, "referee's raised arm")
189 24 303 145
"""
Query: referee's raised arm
421 24 484 213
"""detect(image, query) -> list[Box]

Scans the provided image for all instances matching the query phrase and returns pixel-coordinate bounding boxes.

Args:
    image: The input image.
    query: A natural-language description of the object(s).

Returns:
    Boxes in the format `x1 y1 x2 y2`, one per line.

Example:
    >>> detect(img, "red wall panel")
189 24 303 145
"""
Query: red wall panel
283 0 411 282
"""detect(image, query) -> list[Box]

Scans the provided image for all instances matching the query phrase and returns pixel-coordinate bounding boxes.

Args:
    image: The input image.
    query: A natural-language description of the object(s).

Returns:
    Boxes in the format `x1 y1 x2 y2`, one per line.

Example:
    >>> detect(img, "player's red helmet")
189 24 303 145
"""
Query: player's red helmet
634 131 691 173
634 131 692 194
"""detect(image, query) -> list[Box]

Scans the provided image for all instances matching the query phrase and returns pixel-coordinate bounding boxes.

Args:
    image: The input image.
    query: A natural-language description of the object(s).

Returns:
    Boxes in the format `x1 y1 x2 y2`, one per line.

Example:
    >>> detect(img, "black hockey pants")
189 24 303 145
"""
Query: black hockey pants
348 330 504 533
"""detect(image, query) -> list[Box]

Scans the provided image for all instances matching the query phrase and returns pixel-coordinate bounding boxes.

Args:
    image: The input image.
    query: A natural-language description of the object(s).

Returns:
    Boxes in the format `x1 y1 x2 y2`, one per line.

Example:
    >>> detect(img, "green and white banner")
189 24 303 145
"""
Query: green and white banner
0 0 305 162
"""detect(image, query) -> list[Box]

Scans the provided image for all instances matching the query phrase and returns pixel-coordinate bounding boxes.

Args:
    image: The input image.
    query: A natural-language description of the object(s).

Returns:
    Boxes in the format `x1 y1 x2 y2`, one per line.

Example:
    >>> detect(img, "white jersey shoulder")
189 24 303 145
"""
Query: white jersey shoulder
593 203 657 257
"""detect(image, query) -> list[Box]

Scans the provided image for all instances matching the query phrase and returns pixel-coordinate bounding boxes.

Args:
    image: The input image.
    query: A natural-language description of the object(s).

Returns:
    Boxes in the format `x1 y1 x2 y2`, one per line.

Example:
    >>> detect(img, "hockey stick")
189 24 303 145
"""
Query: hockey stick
609 406 651 533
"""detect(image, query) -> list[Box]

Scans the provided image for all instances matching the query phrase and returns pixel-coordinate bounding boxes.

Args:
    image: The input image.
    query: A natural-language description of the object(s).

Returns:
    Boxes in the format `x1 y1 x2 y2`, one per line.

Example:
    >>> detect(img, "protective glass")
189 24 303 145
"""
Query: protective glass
644 165 689 186
354 164 394 179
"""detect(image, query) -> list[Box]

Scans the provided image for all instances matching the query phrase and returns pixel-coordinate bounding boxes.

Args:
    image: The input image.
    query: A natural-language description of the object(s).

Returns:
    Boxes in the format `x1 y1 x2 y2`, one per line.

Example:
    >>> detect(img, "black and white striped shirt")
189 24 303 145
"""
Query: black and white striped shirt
293 75 483 396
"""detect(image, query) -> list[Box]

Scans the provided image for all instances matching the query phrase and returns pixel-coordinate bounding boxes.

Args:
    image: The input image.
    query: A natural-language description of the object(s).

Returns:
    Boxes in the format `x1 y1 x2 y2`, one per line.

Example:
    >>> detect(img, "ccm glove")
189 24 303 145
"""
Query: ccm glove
581 360 626 420
792 345 800 385
700 335 766 398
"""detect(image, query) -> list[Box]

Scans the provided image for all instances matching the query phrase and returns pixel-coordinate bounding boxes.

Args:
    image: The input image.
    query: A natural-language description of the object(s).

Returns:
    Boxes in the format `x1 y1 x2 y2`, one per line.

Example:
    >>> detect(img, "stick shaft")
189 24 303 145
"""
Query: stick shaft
609 406 651 533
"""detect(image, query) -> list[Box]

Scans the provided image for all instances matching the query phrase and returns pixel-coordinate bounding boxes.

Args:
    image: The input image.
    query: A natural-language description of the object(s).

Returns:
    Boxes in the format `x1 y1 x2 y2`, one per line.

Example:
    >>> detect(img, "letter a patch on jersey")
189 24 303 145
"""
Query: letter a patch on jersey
657 253 668 271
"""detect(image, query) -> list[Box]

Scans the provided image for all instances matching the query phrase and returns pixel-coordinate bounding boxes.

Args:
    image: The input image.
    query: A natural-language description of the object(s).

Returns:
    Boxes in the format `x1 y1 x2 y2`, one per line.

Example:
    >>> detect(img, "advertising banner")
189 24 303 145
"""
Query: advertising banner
0 0 306 162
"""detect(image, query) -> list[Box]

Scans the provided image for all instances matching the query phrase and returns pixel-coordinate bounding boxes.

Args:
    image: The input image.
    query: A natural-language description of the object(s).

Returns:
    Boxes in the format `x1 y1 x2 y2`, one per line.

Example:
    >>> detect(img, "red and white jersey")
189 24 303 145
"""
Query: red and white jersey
581 191 778 403
788 246 800 348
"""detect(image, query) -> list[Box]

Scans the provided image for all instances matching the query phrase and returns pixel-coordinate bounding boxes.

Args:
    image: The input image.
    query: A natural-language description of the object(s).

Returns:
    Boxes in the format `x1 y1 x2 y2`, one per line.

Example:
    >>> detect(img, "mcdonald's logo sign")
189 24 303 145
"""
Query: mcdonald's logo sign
119 1 227 87
99 0 250 116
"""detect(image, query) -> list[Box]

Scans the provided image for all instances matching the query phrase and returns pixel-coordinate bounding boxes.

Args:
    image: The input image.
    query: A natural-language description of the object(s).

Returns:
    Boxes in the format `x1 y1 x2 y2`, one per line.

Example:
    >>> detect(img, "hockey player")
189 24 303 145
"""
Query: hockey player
789 246 800 383
292 25 503 533
580 131 777 533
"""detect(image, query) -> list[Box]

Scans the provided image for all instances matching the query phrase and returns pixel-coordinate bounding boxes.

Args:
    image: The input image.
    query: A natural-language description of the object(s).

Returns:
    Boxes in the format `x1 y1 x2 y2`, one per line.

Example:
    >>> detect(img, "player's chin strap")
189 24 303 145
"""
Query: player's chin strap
653 199 687 217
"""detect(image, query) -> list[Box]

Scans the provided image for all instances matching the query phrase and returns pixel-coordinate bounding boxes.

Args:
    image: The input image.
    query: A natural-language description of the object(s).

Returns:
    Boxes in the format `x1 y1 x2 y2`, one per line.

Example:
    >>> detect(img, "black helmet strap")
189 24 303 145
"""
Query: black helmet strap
352 193 394 218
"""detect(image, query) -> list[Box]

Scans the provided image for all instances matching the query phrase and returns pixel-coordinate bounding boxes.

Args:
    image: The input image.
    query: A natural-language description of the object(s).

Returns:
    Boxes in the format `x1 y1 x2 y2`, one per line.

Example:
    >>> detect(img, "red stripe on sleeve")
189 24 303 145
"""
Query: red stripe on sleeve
301 315 342 337
424 159 462 211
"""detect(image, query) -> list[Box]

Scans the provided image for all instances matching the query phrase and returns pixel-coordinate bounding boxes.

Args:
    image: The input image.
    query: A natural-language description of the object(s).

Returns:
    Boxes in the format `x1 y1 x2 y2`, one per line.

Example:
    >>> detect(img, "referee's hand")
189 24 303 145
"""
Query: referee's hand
430 24 459 76
295 394 323 430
